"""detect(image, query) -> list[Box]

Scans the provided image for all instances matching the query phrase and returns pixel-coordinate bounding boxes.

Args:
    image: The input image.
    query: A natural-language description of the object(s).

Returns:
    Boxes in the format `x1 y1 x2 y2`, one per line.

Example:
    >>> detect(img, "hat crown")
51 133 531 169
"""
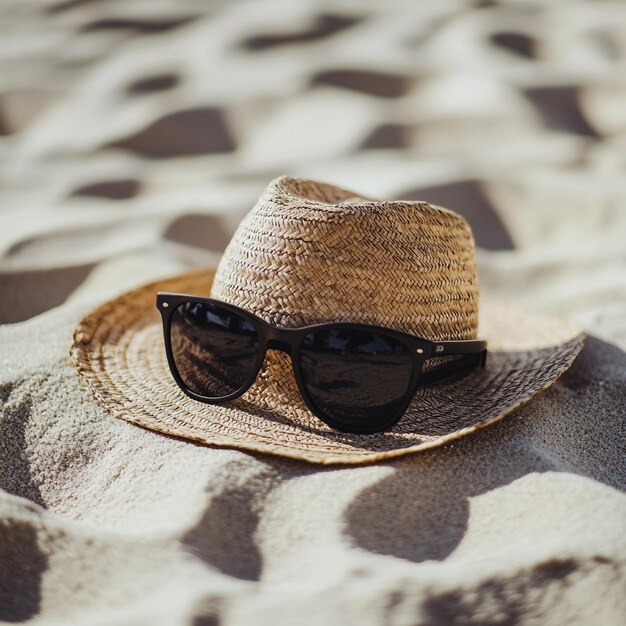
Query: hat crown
211 176 478 340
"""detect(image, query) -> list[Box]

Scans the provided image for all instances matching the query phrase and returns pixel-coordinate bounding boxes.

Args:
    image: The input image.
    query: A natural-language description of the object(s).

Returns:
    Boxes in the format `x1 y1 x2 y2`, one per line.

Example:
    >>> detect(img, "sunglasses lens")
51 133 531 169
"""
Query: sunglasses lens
170 302 259 398
299 328 413 430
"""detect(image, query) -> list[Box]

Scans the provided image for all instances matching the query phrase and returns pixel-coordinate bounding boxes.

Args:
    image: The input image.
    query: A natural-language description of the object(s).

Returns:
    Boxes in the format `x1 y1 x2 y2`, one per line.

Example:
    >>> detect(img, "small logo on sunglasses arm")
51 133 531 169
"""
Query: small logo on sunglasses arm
435 345 444 353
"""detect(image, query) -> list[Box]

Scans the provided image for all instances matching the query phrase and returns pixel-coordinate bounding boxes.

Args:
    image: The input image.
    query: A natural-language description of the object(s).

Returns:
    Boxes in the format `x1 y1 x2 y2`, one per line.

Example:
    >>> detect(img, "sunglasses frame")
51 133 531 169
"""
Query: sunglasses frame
157 292 487 433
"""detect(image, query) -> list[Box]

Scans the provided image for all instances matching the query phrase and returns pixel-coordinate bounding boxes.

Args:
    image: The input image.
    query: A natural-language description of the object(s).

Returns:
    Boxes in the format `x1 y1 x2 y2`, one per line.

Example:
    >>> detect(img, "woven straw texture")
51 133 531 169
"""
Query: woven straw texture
71 177 584 464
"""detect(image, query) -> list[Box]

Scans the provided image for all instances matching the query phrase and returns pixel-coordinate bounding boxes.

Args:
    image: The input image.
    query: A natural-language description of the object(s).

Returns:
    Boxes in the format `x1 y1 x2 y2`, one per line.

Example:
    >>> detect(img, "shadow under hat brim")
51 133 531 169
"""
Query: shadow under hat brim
71 269 585 465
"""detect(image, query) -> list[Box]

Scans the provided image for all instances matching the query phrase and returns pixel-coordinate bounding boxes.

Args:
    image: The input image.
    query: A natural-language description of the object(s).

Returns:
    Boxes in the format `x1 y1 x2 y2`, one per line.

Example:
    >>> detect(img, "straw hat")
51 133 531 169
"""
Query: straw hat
71 176 584 464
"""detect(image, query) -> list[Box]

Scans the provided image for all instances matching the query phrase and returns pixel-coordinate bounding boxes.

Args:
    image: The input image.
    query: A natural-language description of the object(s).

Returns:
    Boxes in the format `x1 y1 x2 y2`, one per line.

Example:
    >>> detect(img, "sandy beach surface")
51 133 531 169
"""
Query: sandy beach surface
1 1 625 624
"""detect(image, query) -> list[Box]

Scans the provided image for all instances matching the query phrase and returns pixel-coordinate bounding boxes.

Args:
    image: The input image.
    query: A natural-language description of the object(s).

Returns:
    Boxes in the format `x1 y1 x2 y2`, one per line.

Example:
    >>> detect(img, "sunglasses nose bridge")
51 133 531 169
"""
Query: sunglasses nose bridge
267 339 291 354
265 326 295 355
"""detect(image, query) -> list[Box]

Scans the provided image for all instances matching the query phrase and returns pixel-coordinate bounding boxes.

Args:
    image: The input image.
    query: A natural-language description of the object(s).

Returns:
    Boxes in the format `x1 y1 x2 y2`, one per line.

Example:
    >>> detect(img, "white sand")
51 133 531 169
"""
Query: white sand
1 1 625 624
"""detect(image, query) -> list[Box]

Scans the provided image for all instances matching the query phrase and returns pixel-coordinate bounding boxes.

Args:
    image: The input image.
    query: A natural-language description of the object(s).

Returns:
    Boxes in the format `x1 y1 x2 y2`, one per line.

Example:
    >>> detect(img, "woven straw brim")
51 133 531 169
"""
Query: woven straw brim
71 269 584 465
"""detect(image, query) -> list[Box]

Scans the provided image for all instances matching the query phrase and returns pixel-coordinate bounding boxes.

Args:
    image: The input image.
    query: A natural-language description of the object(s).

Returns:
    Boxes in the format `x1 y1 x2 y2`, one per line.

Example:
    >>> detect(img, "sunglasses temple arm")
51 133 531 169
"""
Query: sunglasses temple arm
419 338 488 386
419 351 486 386
429 339 487 356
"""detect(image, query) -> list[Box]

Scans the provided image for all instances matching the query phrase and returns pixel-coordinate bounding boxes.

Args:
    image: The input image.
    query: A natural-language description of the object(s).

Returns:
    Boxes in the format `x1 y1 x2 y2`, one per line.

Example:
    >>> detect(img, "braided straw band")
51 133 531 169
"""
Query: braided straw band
71 177 585 463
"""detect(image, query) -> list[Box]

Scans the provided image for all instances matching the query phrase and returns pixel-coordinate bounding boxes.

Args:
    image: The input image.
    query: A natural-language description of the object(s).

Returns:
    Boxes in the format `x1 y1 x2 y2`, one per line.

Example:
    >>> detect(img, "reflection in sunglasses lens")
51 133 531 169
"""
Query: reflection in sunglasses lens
299 328 413 430
170 302 259 398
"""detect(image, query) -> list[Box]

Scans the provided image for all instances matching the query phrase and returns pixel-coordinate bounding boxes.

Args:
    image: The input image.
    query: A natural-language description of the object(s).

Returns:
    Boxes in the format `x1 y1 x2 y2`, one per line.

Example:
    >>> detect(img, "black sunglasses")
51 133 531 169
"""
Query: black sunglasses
157 293 487 434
